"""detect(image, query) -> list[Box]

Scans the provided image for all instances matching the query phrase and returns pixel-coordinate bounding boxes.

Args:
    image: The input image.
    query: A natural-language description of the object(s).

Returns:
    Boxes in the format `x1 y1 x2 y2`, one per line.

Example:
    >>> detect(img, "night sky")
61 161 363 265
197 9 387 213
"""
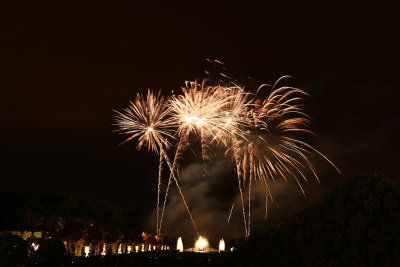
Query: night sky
1 1 398 231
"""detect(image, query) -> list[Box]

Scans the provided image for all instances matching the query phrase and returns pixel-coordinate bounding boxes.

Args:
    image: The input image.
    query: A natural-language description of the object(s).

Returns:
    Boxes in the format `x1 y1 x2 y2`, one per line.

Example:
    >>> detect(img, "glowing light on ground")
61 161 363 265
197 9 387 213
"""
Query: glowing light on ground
31 242 39 251
195 236 209 251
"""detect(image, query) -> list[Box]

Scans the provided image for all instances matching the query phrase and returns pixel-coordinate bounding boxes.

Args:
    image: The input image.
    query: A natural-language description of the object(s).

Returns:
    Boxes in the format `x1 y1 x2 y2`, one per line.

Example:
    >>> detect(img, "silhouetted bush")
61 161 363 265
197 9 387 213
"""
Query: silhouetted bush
0 232 28 265
37 238 66 264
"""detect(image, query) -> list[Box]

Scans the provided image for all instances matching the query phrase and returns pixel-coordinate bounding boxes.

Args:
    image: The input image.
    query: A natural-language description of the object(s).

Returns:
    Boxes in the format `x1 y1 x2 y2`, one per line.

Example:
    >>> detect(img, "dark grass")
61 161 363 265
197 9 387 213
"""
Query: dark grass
60 251 237 267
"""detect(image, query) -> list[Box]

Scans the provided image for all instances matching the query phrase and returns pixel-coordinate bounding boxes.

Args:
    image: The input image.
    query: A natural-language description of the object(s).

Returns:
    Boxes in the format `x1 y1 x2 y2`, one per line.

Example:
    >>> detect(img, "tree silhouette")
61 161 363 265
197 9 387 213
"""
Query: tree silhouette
238 172 400 266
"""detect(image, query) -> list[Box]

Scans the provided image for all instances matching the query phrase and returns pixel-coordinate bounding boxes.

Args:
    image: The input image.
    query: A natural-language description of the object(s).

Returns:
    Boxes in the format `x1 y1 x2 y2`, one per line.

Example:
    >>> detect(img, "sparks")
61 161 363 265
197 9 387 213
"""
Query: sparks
114 76 339 236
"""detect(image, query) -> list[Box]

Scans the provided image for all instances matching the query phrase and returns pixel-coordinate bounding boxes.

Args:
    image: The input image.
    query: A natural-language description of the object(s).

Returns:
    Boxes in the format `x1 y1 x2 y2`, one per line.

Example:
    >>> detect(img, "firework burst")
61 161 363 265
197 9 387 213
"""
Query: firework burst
114 90 175 153
158 82 250 233
225 76 340 235
114 75 340 237
114 90 199 236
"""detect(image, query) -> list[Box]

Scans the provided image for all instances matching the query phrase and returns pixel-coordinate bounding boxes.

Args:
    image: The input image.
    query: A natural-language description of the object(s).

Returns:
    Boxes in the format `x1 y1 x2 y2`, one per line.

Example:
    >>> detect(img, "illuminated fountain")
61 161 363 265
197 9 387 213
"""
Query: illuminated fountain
185 236 218 253
219 238 225 252
84 246 90 257
101 244 106 256
195 236 209 251
177 237 184 252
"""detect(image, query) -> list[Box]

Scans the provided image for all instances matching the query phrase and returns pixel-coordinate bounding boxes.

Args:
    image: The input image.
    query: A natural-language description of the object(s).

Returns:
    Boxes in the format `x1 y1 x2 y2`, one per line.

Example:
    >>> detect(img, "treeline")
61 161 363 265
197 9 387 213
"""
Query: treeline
0 193 128 230
236 172 400 266
0 192 172 265
0 193 146 248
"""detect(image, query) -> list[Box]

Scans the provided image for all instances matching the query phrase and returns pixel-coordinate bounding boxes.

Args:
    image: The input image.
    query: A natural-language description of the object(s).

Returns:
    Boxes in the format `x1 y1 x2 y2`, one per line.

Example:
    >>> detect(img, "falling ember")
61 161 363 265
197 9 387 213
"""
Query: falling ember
195 236 209 251
219 239 225 252
177 237 184 252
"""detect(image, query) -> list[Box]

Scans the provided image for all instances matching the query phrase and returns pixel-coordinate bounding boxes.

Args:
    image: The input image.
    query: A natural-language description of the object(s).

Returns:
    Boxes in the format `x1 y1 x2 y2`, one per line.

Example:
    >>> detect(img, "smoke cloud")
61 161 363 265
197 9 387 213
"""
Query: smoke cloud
145 156 340 249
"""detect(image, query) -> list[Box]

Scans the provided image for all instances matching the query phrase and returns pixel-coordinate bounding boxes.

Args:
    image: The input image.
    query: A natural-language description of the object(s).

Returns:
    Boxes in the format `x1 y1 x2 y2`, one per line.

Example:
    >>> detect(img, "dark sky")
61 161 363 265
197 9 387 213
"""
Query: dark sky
1 1 398 230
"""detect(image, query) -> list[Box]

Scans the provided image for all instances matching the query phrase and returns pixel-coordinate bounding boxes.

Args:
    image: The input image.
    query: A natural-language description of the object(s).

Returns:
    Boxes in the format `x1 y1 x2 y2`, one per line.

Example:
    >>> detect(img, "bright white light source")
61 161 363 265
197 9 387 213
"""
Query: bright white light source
177 237 183 252
219 238 225 252
195 236 209 251
31 242 39 251
84 246 90 257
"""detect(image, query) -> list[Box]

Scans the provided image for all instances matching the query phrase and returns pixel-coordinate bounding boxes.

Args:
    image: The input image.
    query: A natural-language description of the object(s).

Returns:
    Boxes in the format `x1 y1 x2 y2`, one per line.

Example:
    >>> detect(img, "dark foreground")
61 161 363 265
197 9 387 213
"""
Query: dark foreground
54 252 236 267
1 173 400 266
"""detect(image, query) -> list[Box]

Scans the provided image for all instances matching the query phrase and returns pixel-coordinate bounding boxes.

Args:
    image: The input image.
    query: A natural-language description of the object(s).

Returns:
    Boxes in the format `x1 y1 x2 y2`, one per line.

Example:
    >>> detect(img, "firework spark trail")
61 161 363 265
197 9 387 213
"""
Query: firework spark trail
200 130 209 175
114 90 199 236
225 136 250 235
159 135 187 234
159 82 250 233
114 90 175 235
265 185 268 220
262 175 273 220
158 171 173 235
159 147 200 236
227 202 234 224
216 87 252 231
235 155 248 235
238 172 248 236
247 154 254 235
156 151 163 235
